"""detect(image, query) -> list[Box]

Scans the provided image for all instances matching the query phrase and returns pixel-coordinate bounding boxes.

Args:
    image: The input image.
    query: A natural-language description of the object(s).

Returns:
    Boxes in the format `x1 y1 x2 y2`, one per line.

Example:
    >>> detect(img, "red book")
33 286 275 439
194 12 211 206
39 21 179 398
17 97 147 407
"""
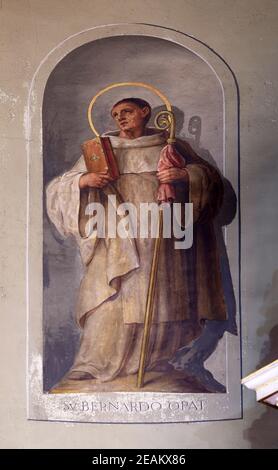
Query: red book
81 137 120 180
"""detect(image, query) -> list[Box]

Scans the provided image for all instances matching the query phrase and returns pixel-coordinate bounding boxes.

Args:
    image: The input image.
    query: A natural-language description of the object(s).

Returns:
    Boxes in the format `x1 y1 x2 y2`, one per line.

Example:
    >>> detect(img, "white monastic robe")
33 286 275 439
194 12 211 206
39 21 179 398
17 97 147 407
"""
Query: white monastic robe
46 130 226 381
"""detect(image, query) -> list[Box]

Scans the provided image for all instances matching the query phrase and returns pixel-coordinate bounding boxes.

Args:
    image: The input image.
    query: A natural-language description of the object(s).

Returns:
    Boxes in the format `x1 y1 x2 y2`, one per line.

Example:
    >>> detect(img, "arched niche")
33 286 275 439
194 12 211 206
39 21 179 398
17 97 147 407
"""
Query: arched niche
27 23 240 423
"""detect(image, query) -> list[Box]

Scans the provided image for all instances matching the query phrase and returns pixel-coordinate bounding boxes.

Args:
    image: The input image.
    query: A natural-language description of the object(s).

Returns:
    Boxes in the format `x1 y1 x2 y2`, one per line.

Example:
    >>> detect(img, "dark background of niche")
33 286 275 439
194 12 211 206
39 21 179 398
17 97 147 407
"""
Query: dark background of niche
43 35 236 392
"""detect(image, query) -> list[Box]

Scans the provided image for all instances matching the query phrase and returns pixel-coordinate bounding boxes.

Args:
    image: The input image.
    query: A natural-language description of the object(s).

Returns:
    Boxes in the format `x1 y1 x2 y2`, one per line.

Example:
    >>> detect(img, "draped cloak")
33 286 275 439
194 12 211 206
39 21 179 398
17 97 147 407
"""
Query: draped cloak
46 130 227 381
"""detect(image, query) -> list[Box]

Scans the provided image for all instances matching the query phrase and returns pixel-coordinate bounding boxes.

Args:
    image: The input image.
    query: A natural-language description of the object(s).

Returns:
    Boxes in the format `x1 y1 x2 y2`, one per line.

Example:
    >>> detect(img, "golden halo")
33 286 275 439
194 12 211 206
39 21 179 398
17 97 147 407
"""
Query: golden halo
87 81 173 138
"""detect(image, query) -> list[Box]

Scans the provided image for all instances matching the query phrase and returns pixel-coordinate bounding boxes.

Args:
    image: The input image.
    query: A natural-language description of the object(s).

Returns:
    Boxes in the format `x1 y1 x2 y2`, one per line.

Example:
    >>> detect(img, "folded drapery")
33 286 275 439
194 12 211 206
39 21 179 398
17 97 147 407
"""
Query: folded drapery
157 143 186 202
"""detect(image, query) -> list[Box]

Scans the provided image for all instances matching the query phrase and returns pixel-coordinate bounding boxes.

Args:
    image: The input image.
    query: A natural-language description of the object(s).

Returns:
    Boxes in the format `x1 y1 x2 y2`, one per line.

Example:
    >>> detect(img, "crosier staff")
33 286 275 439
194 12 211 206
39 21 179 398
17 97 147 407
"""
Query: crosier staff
137 110 187 388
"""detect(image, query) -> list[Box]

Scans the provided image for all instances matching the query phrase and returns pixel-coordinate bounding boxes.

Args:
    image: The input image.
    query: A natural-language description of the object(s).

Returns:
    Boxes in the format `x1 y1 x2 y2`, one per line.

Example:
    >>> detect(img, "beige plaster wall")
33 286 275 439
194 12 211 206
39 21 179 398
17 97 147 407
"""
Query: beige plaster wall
0 0 277 448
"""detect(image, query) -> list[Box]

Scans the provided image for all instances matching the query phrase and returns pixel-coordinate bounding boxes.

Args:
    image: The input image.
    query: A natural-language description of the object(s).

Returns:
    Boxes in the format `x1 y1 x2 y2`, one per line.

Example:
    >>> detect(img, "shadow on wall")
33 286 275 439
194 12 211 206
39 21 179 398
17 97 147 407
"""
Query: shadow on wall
151 107 238 393
244 270 278 448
